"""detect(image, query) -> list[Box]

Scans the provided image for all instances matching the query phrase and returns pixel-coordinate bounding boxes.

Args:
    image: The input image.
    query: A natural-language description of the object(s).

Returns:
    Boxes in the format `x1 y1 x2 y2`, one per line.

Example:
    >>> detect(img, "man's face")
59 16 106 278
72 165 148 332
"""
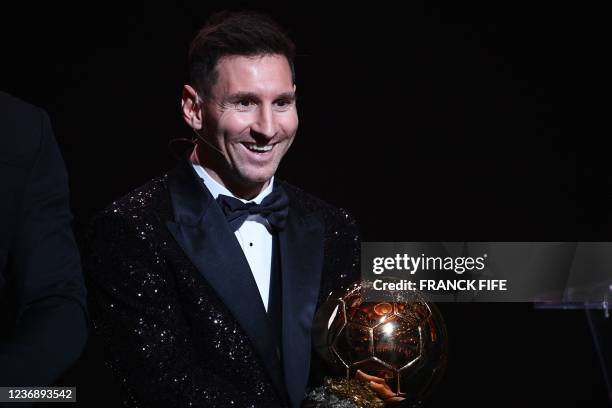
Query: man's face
200 54 298 189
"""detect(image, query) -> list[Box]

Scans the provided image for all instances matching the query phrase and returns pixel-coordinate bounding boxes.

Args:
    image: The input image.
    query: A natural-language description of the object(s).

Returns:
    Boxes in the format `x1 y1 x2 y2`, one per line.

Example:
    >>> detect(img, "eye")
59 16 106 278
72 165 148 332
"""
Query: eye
238 99 254 107
274 98 293 109
231 99 257 111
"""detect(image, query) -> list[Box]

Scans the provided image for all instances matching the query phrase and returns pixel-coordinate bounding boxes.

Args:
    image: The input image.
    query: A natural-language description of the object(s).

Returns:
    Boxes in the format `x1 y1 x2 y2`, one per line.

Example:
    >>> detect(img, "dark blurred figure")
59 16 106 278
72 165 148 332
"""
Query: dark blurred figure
0 91 87 386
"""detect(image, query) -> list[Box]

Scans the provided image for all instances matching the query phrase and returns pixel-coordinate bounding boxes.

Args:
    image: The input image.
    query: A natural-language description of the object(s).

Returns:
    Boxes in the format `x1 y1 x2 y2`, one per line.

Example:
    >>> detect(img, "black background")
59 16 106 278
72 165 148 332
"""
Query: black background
1 1 611 406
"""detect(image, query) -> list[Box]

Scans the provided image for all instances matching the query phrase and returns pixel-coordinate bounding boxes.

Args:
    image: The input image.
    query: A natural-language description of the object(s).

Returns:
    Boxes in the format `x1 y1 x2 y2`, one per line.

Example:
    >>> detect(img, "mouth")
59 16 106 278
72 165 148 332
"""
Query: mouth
238 142 278 164
241 142 274 153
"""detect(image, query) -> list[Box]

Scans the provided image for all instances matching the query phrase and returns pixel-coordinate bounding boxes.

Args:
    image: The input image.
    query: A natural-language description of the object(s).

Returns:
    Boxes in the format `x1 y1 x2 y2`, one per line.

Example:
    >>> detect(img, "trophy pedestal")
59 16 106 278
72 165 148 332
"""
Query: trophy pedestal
303 378 385 408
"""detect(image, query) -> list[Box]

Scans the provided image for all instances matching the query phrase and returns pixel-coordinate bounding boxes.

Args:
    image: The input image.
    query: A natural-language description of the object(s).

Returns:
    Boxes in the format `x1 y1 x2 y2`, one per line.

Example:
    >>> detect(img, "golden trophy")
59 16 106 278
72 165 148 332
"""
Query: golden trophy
307 281 448 407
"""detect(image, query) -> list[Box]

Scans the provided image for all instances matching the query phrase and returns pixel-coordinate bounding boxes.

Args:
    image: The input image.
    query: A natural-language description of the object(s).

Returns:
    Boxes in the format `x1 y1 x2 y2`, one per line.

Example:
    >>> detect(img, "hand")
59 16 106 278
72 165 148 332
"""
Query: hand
355 370 406 406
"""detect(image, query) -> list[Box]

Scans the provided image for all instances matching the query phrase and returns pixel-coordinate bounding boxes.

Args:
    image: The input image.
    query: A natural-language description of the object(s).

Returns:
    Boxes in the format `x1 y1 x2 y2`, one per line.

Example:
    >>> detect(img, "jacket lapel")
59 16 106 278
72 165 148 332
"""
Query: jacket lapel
164 159 288 404
278 198 325 408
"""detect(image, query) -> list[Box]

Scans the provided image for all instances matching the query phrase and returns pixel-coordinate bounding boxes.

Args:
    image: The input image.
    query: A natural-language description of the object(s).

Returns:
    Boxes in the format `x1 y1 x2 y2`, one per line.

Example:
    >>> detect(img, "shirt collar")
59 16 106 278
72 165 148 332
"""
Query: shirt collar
191 161 274 205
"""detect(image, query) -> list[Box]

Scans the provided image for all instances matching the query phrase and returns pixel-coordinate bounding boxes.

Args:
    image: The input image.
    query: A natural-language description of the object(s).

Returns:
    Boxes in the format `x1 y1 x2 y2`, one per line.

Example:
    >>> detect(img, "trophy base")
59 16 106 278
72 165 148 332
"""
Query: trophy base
302 377 385 408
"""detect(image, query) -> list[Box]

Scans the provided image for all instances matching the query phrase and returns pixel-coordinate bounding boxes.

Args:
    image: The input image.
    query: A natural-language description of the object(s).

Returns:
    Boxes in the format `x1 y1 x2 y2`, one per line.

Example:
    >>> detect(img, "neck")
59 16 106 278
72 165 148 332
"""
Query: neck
190 144 269 200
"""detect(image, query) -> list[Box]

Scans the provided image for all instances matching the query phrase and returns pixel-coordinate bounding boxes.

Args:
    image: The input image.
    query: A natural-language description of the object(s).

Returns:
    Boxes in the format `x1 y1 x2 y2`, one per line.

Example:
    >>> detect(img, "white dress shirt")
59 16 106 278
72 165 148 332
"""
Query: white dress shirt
191 162 275 311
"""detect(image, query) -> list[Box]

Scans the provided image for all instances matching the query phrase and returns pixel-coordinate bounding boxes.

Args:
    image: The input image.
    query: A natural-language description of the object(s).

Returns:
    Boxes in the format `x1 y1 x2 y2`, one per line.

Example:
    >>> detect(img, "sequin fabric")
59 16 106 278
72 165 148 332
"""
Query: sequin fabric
83 175 360 408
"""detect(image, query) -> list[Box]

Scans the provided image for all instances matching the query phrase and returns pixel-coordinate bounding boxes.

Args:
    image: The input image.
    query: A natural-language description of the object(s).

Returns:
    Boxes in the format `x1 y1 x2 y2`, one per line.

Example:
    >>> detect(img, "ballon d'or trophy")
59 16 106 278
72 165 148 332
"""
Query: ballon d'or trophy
307 281 448 407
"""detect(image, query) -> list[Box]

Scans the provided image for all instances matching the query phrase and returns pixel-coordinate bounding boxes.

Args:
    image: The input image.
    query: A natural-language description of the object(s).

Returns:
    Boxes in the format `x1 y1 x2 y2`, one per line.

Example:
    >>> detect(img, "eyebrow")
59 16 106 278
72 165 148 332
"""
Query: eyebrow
225 91 296 102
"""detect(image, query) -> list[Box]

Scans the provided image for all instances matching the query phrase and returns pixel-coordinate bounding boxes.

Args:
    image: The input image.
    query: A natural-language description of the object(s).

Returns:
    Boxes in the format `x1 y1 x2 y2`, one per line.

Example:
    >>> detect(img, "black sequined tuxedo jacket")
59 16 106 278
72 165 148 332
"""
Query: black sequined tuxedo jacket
84 158 360 408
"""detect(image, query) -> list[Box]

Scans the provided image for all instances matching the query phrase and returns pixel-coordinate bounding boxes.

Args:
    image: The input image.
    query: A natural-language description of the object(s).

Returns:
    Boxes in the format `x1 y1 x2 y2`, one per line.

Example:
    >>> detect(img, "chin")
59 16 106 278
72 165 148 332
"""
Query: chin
238 173 274 186
245 174 274 185
237 169 275 186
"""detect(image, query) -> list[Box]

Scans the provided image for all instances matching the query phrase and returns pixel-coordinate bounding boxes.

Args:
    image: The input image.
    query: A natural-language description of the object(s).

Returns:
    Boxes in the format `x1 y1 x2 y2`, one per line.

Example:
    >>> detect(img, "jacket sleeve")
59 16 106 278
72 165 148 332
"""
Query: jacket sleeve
84 212 248 407
0 109 87 386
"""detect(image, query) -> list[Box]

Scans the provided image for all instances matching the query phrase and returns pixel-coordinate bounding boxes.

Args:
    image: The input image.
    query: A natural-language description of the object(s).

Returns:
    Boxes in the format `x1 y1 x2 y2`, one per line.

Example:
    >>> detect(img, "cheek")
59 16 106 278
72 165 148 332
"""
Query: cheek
217 112 254 139
279 112 299 135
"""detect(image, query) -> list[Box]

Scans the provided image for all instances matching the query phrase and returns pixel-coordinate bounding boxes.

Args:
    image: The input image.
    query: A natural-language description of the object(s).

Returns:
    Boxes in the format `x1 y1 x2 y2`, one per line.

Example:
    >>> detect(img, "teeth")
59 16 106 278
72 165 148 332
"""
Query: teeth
244 143 273 152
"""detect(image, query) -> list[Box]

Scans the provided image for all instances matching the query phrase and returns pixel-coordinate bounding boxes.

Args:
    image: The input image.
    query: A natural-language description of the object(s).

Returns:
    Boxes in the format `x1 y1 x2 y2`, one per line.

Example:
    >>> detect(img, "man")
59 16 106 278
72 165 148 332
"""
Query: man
85 11 362 407
0 91 87 386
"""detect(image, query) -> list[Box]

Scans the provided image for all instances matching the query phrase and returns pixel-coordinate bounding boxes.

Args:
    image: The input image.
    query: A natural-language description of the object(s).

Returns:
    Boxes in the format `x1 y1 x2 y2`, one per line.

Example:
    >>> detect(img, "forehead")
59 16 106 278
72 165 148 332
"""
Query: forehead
212 54 294 97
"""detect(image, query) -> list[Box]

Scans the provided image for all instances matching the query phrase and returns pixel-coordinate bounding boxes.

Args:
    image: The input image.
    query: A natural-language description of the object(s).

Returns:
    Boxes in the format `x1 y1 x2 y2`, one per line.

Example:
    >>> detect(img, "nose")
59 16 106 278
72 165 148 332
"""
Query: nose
251 104 276 140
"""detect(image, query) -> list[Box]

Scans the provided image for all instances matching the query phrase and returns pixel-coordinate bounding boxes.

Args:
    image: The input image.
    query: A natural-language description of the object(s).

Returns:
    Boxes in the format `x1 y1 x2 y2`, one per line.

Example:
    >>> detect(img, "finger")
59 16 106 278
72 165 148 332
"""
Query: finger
368 381 397 399
384 396 406 406
355 369 367 381
355 370 386 384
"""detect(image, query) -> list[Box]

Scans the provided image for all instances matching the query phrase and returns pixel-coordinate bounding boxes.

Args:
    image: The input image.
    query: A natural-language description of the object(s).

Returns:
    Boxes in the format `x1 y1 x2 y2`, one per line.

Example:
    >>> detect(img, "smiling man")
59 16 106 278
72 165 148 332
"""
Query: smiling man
84 11 362 408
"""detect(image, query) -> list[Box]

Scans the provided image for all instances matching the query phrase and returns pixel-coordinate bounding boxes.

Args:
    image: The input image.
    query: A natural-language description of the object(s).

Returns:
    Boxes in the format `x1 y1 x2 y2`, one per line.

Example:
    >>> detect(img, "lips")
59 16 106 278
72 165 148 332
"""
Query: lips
238 142 276 163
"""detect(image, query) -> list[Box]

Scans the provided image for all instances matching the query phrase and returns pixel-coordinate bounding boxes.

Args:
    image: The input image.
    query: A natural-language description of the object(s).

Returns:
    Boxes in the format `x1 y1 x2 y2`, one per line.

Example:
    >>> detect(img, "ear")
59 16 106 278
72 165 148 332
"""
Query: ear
181 84 203 130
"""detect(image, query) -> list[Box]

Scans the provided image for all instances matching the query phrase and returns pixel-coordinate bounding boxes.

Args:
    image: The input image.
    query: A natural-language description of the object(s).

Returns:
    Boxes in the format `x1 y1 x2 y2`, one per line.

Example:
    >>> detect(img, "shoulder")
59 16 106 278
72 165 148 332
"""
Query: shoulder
0 91 41 122
0 92 51 165
277 179 358 236
84 175 174 273
91 175 172 232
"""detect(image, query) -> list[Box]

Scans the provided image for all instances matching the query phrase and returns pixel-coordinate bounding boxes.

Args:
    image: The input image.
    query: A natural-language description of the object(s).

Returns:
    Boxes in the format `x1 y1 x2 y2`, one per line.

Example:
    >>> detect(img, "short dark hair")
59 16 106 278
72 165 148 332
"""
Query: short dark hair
188 11 296 99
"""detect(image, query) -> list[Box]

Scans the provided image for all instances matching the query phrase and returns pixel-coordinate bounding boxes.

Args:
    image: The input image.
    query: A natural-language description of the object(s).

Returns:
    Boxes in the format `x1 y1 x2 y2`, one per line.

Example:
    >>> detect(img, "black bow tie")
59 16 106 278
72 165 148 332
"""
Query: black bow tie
216 187 289 232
